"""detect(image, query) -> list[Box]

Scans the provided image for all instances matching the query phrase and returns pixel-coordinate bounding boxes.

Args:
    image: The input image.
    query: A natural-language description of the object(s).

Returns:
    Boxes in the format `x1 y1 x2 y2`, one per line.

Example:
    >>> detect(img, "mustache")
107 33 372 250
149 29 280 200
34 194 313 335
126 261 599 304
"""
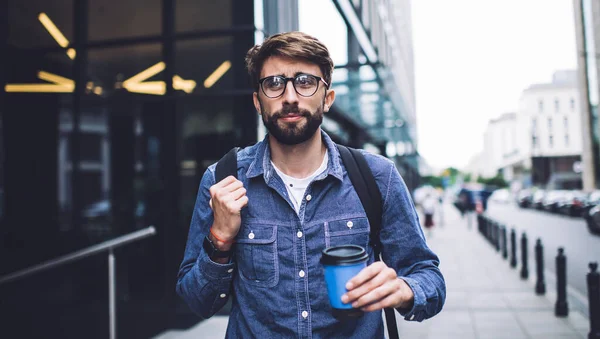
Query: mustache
271 106 311 120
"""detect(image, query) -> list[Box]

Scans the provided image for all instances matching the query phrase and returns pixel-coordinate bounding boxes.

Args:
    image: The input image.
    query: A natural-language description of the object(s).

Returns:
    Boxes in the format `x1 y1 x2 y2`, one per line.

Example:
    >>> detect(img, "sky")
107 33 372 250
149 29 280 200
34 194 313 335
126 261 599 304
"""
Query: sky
298 0 578 172
411 0 578 171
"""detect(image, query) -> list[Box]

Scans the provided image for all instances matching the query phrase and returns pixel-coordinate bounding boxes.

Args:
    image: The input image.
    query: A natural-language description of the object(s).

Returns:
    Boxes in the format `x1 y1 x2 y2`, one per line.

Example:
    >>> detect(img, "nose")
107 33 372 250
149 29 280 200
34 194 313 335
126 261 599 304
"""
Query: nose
282 79 299 105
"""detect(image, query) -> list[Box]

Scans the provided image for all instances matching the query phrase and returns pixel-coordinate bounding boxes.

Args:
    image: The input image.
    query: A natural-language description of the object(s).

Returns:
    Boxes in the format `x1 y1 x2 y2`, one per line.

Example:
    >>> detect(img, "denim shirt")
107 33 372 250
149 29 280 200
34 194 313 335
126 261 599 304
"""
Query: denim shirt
176 130 445 339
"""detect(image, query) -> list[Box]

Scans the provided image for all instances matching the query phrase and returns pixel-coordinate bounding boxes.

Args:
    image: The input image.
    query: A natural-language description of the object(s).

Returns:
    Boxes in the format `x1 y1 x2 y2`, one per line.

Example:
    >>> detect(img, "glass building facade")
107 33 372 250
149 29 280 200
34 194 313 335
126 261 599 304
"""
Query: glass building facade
0 1 420 338
575 0 600 189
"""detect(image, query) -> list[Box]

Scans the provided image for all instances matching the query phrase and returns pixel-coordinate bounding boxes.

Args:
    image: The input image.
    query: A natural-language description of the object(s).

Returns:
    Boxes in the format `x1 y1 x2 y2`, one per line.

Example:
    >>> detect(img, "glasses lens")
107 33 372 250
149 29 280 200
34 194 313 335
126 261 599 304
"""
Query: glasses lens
262 76 285 97
294 74 318 97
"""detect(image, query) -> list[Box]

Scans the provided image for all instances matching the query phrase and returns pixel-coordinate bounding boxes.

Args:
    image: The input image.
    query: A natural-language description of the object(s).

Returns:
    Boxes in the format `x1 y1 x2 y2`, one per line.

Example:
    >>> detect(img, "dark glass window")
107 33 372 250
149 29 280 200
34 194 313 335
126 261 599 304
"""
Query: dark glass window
88 43 163 95
7 0 74 49
176 0 233 33
88 0 162 41
80 133 103 161
176 37 235 94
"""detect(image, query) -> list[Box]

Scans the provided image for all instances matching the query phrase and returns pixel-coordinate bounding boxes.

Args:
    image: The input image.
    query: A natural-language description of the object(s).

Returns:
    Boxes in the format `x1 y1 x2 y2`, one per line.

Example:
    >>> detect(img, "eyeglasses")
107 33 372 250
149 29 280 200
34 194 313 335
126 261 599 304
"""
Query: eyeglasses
258 73 329 98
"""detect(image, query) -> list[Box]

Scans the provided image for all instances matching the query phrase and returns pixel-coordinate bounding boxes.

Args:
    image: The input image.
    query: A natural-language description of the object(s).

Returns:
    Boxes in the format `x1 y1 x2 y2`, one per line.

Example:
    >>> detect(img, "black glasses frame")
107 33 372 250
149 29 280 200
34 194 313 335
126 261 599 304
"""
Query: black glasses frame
258 73 329 98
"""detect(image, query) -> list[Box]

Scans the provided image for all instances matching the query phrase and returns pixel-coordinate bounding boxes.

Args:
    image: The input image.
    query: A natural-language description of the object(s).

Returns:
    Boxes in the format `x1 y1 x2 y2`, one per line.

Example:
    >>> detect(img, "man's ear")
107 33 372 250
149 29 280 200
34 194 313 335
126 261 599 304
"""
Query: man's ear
324 89 335 112
253 92 261 114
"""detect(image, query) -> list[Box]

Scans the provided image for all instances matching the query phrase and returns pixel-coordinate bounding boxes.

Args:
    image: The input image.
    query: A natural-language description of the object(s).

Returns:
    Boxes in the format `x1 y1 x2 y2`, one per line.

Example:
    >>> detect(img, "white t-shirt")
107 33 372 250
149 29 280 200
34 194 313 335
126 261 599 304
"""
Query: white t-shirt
271 150 328 214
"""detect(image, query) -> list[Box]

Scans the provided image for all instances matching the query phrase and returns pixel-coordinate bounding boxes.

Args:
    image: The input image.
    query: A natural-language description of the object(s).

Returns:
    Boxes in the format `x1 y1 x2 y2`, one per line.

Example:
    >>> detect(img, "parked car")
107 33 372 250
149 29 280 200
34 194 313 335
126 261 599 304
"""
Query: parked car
517 189 534 208
586 205 600 235
489 188 512 204
581 190 600 218
542 190 569 213
556 190 587 217
453 185 493 214
532 189 546 210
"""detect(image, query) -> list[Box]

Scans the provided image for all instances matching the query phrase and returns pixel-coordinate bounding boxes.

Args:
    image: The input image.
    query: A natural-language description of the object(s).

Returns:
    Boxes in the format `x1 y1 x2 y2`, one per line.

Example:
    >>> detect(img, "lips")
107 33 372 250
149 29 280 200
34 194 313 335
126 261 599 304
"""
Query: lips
279 114 303 122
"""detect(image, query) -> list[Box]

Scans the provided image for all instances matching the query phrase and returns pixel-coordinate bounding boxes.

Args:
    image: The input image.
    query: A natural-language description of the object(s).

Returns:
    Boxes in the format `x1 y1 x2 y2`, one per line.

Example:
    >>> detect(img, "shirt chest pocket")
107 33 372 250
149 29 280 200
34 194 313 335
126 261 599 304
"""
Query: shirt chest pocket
235 224 279 288
325 217 370 250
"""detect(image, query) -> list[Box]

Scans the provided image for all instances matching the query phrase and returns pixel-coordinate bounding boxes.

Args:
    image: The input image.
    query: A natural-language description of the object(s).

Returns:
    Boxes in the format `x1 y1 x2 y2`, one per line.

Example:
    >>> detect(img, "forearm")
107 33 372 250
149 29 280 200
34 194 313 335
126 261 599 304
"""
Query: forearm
176 250 235 318
397 265 445 321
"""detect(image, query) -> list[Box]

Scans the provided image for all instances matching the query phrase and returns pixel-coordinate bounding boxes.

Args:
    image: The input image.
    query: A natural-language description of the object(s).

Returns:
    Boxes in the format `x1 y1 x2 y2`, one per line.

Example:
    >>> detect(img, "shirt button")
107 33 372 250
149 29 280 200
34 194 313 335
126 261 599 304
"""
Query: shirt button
248 232 255 239
220 293 227 298
299 270 305 278
302 311 308 319
297 231 303 238
347 221 354 228
306 194 312 201
227 269 233 273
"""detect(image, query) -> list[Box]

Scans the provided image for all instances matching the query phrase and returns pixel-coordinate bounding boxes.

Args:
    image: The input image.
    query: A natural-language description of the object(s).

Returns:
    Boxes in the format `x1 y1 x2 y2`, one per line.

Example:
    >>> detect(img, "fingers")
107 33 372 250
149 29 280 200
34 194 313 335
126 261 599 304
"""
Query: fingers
210 176 243 195
230 186 247 201
209 177 246 207
358 283 402 312
346 261 389 290
343 265 395 304
231 196 249 214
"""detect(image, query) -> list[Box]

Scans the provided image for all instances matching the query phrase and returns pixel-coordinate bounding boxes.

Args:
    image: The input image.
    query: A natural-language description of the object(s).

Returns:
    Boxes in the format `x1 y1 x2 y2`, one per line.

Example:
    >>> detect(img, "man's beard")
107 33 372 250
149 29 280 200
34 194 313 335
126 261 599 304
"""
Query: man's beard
260 101 323 145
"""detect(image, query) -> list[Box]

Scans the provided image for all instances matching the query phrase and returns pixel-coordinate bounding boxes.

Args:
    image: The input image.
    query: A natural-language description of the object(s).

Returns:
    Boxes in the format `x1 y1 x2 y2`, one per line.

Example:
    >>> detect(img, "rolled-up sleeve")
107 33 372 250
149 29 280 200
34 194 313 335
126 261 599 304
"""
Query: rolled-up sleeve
176 168 235 318
377 161 446 322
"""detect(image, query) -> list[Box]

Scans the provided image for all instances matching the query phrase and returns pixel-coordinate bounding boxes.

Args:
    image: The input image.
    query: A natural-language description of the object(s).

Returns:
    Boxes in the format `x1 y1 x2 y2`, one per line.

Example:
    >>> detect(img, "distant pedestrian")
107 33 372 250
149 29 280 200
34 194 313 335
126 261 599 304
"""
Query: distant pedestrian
422 193 436 237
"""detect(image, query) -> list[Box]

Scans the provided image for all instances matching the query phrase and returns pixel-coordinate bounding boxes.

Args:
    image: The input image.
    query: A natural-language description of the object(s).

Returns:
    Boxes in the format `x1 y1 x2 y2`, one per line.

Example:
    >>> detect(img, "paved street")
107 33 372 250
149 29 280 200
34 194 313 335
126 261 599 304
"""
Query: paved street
484 202 600 300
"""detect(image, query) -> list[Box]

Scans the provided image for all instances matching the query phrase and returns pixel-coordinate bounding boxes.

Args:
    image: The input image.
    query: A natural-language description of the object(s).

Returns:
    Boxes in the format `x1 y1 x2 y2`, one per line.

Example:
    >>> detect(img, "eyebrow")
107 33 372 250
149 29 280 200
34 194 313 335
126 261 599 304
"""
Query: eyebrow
265 72 313 78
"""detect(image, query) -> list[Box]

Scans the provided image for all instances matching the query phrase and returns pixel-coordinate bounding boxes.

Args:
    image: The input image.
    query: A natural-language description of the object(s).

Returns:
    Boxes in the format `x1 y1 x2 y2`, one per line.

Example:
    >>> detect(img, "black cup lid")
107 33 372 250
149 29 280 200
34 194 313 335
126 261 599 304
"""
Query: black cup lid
321 245 368 266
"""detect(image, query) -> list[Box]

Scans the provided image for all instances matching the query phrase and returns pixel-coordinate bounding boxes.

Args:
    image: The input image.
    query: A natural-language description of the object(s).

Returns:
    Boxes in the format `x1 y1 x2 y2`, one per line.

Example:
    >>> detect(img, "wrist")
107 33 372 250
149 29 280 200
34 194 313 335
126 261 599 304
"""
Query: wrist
209 227 235 250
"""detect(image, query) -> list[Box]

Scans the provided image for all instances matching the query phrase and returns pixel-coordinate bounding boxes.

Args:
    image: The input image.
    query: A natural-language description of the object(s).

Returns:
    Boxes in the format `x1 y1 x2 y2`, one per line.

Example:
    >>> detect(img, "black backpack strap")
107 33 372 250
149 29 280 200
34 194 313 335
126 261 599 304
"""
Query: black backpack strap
336 144 383 256
336 144 399 339
215 147 241 182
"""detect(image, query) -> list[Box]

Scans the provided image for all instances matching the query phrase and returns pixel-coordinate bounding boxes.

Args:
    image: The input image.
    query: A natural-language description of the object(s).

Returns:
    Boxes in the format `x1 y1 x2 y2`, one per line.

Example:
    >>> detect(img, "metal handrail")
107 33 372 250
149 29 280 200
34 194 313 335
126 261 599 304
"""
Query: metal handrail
0 226 156 284
0 225 157 339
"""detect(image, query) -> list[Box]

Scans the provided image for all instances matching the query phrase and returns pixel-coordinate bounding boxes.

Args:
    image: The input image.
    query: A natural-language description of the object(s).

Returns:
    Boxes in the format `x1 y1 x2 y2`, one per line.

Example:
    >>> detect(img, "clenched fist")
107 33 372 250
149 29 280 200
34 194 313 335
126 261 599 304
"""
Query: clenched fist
209 175 248 243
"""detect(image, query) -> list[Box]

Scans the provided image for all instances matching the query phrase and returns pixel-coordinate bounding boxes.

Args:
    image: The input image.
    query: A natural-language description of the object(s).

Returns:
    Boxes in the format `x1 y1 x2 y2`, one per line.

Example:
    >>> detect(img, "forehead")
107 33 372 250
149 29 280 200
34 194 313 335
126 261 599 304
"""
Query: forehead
260 56 322 78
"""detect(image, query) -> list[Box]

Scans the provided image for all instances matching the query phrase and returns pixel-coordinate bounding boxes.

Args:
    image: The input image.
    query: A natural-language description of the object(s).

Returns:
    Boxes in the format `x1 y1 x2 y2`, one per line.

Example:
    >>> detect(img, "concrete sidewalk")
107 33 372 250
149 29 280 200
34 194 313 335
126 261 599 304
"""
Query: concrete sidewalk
395 204 589 339
156 204 591 339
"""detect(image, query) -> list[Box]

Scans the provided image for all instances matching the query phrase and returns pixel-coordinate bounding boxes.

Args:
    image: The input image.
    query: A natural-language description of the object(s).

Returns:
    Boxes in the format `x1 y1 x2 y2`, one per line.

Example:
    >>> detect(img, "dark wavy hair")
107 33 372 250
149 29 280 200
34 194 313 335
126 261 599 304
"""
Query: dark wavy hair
245 31 334 91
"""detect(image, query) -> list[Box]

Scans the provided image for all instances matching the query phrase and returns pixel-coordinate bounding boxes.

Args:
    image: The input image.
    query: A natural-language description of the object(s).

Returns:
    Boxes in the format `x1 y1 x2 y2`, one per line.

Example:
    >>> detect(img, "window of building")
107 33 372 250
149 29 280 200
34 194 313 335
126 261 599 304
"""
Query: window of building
532 117 537 129
89 0 162 41
564 117 568 129
538 99 544 113
548 117 552 129
532 135 538 148
565 134 569 146
549 135 554 148
570 98 575 111
555 98 560 113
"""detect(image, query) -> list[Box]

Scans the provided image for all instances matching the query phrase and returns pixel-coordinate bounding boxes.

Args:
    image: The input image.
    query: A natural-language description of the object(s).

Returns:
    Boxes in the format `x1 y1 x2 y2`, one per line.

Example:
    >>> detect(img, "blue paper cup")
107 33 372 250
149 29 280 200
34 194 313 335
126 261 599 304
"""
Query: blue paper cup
321 245 368 319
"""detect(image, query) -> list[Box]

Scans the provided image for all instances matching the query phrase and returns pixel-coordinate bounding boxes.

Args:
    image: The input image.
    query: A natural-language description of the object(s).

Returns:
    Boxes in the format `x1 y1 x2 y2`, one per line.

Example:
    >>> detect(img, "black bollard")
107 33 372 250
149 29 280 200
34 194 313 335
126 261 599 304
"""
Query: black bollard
502 227 508 259
555 248 568 317
495 224 501 252
510 229 517 268
520 232 529 280
491 221 497 246
588 262 600 339
535 239 546 295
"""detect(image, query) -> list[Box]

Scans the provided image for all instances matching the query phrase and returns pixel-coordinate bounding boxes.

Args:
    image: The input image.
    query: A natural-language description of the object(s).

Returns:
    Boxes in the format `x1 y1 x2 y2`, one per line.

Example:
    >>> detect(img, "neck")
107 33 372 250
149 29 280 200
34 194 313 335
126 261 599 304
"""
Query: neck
269 130 326 178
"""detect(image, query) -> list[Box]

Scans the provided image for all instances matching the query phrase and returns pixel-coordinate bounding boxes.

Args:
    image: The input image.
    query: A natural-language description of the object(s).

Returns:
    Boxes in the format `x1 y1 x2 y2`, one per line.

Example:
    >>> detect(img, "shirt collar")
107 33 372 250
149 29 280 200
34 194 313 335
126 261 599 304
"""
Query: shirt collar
246 129 344 182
